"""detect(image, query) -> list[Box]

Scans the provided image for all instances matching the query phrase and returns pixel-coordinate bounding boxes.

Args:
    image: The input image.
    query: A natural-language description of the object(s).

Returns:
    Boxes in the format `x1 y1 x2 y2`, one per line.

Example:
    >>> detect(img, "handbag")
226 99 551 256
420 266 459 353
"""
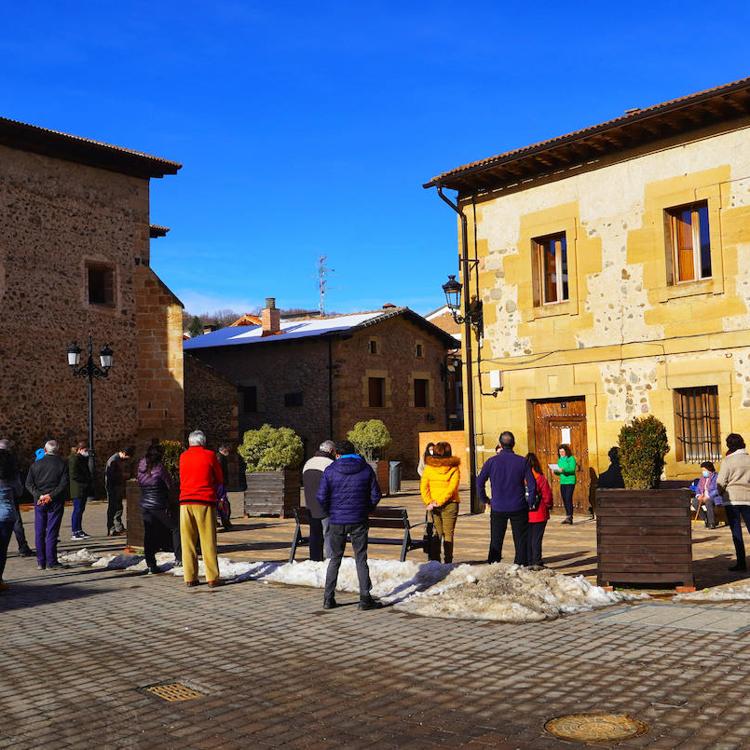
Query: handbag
422 511 442 560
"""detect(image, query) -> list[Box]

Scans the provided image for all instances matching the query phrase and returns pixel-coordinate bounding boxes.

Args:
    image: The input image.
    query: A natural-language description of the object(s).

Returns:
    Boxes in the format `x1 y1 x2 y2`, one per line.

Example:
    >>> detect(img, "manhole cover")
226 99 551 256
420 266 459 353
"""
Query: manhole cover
140 682 204 702
545 713 648 743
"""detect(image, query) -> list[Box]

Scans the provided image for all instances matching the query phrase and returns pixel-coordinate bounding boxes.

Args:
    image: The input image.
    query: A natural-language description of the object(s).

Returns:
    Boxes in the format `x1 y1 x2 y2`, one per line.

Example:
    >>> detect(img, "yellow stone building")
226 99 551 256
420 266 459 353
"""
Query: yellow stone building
426 77 750 510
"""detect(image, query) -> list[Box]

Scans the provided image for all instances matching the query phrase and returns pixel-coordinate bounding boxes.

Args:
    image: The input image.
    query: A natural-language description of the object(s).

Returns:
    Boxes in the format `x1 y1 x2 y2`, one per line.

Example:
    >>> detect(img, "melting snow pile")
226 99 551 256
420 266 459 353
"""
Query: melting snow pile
674 583 750 603
395 563 625 622
60 549 628 622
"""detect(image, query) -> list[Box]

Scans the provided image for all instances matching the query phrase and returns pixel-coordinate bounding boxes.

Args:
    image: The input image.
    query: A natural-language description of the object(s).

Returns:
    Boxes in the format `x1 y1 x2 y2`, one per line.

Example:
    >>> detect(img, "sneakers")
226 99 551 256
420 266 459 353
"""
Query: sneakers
323 598 338 610
47 563 67 570
147 566 161 575
18 546 34 557
37 564 45 570
70 531 88 541
358 597 384 611
108 529 126 537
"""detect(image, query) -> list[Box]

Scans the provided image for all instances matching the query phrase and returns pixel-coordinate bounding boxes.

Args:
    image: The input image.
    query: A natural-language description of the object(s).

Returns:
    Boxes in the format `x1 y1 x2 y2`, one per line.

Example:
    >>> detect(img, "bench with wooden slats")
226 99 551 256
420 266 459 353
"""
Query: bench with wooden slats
289 506 425 563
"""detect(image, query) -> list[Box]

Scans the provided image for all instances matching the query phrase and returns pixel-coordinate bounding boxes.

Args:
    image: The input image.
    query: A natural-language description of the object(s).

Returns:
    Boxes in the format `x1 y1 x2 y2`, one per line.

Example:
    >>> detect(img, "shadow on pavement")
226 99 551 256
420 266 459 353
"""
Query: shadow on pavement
0 580 118 612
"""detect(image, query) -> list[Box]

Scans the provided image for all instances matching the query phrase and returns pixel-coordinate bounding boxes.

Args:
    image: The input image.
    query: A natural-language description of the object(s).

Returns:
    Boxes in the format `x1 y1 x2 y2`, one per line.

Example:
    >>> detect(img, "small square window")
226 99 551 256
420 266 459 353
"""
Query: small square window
87 262 115 306
534 233 568 305
666 201 711 283
414 378 428 408
284 392 304 408
415 343 424 358
368 339 378 354
368 377 385 408
240 386 258 413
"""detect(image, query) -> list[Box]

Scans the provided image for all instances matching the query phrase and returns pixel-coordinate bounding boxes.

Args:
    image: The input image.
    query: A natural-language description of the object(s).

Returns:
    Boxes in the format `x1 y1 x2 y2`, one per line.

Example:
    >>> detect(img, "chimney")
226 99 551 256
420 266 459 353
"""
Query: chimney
261 297 281 336
203 324 218 335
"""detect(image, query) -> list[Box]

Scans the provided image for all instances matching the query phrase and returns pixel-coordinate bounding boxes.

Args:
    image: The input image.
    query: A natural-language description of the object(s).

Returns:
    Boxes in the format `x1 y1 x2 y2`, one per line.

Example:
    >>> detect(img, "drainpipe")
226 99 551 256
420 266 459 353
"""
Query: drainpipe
327 337 334 439
436 186 482 514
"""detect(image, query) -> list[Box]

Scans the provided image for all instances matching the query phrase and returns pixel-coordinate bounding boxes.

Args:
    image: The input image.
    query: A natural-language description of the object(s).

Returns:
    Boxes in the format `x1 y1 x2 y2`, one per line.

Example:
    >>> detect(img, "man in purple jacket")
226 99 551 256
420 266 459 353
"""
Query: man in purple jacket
477 431 536 566
317 440 382 610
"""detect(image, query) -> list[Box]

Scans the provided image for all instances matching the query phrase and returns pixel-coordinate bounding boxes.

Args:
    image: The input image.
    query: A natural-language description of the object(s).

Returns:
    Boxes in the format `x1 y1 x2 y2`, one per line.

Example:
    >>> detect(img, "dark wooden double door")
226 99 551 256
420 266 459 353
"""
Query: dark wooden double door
529 397 590 514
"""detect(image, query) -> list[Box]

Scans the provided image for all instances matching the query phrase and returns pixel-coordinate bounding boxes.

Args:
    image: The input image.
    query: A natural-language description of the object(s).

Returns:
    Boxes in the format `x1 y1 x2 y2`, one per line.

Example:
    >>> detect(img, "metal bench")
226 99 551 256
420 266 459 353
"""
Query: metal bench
289 506 425 563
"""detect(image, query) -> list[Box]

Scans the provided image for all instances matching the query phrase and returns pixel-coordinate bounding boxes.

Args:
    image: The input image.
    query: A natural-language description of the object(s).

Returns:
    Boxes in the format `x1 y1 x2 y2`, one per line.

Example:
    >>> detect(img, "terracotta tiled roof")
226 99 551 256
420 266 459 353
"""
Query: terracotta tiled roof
0 116 181 178
424 76 750 192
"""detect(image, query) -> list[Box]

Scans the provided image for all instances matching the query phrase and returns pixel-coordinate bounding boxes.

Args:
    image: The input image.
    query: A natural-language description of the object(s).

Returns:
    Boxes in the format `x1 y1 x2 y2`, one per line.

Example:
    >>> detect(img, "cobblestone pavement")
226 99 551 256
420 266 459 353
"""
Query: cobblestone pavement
3 504 750 749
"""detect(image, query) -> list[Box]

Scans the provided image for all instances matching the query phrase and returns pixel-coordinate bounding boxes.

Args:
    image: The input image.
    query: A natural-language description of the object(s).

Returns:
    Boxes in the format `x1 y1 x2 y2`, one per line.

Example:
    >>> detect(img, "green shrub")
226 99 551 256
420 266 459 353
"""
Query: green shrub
617 415 670 490
238 424 304 472
347 419 391 461
160 440 183 482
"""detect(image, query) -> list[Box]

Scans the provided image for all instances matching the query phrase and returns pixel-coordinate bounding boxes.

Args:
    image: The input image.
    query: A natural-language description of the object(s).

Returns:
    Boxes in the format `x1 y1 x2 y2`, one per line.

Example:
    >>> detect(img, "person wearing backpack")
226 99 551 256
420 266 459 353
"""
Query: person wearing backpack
526 453 554 570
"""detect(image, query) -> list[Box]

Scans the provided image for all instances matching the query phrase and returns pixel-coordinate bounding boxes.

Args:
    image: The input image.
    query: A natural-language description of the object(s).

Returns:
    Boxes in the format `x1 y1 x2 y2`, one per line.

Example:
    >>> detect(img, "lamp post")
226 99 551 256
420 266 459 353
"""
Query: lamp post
442 272 484 513
67 336 113 479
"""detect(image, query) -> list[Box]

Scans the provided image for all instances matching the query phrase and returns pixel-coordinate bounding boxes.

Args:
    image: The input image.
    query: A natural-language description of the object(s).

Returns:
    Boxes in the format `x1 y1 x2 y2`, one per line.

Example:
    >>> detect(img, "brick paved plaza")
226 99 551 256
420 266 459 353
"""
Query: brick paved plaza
3 493 750 749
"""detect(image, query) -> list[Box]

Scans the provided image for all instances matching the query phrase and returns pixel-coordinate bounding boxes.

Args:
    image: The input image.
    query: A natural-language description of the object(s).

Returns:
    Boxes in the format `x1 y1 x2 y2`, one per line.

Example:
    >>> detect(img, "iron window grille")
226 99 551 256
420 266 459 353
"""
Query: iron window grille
674 386 721 463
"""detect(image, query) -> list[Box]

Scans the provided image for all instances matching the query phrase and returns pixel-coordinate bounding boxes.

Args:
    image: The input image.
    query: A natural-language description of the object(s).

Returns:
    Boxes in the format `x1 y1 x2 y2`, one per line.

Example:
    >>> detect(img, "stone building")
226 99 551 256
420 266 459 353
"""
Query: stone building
0 116 183 466
425 76 750 510
184 300 459 477
425 304 464 430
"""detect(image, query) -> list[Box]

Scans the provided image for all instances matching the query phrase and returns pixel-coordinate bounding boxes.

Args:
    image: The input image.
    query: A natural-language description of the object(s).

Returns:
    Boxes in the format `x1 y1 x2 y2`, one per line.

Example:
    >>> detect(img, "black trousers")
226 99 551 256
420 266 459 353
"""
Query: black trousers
324 522 372 601
488 510 529 566
142 507 181 568
13 500 30 550
309 517 325 562
528 521 547 566
726 505 750 566
560 484 575 518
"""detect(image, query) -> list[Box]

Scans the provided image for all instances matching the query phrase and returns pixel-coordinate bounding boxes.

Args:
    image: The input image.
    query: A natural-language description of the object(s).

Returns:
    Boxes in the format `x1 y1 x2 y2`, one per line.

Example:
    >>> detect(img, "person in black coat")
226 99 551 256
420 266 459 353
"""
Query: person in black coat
25 440 69 570
302 440 336 561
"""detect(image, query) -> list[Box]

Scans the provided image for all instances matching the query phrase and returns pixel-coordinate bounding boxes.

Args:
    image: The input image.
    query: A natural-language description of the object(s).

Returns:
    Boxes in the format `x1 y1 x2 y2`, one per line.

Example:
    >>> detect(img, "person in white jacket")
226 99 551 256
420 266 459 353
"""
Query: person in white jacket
717 433 750 572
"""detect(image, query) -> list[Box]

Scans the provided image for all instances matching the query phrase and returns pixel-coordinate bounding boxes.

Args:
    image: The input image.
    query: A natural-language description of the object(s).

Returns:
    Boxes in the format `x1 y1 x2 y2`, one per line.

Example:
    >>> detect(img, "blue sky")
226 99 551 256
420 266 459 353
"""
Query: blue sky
3 2 749 315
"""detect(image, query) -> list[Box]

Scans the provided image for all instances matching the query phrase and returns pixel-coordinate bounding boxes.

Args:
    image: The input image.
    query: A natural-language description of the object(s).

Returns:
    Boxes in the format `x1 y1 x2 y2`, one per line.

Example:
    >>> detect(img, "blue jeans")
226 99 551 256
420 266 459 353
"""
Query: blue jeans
725 504 750 567
560 484 576 518
71 497 87 534
0 518 15 581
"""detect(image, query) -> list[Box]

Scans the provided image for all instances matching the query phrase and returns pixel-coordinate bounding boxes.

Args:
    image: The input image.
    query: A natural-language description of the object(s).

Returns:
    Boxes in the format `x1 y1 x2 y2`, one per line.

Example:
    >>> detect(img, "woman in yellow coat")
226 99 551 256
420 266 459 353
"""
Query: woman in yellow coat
420 441 460 563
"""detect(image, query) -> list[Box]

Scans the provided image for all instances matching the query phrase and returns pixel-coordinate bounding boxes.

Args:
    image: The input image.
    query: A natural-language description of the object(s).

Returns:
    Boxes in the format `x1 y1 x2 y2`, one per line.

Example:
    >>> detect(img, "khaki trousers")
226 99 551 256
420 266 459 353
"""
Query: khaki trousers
180 504 220 583
431 502 459 542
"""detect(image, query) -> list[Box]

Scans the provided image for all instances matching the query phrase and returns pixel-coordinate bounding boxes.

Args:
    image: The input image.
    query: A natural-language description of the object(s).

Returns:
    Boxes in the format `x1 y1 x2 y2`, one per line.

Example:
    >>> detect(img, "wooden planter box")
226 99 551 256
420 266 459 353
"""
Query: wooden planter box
244 470 301 518
596 488 694 589
368 460 390 498
126 478 180 551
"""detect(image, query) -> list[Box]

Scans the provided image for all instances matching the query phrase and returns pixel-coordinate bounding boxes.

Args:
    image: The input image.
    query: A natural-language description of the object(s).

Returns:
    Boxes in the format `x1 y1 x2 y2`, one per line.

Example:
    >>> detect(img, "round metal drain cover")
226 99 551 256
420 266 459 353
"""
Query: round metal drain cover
545 713 648 743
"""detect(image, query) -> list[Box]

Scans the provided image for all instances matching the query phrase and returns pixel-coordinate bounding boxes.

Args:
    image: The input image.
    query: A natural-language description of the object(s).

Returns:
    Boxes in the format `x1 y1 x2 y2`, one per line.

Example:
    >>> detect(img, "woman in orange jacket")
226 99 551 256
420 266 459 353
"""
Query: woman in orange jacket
420 441 460 563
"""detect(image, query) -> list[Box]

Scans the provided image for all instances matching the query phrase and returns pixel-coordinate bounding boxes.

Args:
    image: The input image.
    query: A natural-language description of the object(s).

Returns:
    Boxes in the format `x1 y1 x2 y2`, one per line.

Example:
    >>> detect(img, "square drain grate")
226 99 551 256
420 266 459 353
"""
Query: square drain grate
141 682 204 702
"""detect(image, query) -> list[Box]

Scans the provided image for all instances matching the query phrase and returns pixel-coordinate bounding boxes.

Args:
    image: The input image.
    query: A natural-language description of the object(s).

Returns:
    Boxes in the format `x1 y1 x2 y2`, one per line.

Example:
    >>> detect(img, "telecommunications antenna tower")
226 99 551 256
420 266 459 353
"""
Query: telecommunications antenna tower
318 255 333 315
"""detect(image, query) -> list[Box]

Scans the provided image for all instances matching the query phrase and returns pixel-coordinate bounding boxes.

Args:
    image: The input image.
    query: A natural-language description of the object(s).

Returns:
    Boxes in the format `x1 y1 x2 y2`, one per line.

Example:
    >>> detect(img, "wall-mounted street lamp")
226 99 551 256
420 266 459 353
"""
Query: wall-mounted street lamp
442 274 484 340
67 336 114 479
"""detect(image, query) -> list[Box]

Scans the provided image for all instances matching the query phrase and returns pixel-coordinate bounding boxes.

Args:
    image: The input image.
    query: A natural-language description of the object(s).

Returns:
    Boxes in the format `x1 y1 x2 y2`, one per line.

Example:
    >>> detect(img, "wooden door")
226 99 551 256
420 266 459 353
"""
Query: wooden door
529 398 591 514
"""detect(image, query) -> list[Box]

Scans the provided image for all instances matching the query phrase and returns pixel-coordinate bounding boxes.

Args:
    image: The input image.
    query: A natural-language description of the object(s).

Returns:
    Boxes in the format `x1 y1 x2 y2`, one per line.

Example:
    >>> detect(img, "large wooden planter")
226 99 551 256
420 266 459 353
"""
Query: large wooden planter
368 460 390 498
244 470 301 518
126 479 180 550
596 488 694 589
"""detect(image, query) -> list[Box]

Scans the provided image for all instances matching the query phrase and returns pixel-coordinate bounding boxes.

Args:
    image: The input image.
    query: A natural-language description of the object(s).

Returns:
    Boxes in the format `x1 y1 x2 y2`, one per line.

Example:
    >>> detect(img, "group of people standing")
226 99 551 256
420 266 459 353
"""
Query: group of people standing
418 434 577 569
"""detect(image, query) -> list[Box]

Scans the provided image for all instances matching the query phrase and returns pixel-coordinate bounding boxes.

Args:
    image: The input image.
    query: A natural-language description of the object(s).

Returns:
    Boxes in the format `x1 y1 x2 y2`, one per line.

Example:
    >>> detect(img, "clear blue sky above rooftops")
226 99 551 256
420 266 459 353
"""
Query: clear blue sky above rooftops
3 1 749 316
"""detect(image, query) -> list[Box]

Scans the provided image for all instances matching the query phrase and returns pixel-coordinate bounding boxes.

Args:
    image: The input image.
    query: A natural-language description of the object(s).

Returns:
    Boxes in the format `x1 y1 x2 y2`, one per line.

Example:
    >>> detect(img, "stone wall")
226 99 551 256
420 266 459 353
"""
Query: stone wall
184 314 452 478
134 266 185 449
184 354 239 448
463 123 750 478
0 144 148 466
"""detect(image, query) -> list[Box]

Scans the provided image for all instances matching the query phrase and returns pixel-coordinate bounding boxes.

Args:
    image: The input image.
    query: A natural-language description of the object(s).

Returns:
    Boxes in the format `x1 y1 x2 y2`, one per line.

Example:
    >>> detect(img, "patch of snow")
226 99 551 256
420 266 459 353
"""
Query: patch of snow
69 550 628 622
58 548 99 564
674 584 750 603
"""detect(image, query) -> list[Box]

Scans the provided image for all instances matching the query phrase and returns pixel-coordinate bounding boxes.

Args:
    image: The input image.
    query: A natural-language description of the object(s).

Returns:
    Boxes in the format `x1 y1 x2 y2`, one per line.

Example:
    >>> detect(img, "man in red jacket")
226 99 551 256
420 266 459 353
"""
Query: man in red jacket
179 430 223 588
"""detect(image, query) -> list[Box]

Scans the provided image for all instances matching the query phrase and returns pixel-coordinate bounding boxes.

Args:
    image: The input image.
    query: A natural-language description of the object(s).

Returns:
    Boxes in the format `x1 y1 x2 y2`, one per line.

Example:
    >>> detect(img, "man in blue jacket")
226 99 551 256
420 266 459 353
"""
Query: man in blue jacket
317 440 382 610
477 431 536 566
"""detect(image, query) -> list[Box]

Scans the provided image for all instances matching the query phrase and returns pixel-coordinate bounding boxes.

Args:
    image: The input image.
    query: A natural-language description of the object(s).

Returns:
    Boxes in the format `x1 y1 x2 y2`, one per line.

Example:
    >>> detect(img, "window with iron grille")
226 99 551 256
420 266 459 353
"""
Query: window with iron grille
674 386 721 463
